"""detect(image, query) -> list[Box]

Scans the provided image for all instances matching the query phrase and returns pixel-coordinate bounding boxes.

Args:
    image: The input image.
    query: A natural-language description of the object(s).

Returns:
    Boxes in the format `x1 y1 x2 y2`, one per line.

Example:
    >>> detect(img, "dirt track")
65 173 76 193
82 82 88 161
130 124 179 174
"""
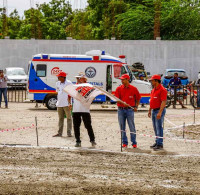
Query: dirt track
0 103 200 194
0 147 199 194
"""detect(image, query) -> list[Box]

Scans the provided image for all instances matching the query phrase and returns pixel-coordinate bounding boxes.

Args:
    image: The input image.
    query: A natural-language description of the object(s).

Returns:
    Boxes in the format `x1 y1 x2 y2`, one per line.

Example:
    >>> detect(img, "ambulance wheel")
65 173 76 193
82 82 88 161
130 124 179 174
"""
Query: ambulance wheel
46 96 57 110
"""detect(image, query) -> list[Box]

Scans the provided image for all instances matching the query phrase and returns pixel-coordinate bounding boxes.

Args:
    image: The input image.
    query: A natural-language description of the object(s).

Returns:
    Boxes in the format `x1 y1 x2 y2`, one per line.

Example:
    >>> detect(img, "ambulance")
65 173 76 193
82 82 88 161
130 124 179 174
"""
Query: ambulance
28 50 151 110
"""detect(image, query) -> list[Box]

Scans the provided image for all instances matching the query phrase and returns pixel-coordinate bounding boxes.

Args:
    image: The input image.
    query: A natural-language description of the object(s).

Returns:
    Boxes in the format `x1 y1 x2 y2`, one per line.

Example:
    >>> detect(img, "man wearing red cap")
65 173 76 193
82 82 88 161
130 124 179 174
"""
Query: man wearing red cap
53 71 72 137
115 74 141 148
148 74 167 150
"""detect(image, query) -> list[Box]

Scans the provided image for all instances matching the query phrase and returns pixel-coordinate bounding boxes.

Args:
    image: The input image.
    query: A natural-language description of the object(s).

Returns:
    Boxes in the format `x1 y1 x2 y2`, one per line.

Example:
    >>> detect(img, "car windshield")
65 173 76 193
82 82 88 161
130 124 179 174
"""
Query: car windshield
7 68 26 76
167 71 186 77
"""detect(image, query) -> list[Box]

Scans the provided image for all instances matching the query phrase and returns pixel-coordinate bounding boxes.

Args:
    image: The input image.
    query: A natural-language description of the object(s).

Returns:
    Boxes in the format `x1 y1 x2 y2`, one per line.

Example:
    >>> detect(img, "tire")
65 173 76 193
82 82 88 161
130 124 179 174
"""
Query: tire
190 95 197 109
110 101 116 104
46 95 57 110
166 96 172 108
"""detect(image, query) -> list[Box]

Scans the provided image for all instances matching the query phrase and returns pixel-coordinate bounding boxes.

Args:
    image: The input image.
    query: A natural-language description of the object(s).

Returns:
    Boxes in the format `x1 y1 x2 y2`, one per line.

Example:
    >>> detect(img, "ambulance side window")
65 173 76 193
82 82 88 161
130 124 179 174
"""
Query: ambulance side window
121 66 127 75
36 64 46 77
113 64 122 78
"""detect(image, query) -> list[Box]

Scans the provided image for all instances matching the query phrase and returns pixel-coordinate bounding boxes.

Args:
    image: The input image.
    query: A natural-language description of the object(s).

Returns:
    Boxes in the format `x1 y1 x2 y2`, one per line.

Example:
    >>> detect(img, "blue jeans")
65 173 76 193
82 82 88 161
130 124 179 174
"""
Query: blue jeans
197 87 200 108
0 88 8 106
118 108 136 145
152 108 166 146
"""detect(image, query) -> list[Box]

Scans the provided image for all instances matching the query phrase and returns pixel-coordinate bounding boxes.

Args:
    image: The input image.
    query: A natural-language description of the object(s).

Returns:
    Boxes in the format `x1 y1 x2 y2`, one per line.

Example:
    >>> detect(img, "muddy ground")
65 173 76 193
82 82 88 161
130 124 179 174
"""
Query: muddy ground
0 102 200 194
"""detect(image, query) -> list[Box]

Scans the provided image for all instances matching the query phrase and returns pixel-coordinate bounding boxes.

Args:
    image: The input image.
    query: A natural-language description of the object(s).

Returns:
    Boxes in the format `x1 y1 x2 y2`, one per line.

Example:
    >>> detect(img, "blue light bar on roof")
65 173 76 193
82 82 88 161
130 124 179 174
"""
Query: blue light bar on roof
42 54 48 59
101 51 105 55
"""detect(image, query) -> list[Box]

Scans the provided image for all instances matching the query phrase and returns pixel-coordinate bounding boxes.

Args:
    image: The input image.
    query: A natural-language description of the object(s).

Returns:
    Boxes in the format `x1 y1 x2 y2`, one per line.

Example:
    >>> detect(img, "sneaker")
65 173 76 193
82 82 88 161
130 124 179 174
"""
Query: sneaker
75 142 81 147
150 143 157 149
153 145 163 151
52 134 62 137
91 141 97 146
5 105 8 109
122 144 127 148
67 134 72 137
132 144 137 148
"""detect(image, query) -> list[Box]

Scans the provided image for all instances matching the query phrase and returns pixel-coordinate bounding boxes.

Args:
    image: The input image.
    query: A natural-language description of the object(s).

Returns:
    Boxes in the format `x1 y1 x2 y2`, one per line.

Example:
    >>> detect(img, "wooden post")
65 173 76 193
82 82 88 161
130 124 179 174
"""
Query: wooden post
121 130 122 152
35 116 39 146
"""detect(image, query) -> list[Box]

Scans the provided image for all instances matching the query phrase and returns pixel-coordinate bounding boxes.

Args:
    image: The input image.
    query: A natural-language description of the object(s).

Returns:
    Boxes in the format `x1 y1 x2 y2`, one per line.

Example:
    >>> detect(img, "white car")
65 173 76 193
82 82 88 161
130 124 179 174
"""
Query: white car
5 67 28 86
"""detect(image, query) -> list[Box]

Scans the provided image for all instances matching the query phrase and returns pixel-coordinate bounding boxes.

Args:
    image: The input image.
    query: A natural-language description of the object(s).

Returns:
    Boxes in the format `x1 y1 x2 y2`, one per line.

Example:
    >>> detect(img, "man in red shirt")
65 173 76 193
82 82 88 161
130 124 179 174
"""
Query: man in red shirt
115 74 141 148
148 75 167 150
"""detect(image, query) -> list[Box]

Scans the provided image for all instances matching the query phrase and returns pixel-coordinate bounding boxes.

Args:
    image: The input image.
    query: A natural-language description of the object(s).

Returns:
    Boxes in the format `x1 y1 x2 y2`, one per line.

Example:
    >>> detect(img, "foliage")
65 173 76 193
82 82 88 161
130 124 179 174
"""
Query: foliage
161 0 200 40
0 0 200 40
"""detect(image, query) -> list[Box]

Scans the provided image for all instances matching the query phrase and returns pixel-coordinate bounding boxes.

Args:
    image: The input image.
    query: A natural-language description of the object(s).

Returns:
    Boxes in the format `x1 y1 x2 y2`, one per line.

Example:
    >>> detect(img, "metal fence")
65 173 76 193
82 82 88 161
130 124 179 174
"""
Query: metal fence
7 85 27 103
166 85 200 108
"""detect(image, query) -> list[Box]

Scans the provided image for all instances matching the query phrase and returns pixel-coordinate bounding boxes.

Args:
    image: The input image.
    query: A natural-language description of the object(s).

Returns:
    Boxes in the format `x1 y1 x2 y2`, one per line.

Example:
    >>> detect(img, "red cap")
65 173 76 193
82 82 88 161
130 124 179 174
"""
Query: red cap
56 72 67 77
149 74 161 81
119 74 130 80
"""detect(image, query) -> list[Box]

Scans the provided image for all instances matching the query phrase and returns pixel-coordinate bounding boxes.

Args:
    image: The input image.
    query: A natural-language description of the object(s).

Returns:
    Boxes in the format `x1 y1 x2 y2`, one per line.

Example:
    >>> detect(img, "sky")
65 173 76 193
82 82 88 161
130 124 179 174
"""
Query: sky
0 0 88 17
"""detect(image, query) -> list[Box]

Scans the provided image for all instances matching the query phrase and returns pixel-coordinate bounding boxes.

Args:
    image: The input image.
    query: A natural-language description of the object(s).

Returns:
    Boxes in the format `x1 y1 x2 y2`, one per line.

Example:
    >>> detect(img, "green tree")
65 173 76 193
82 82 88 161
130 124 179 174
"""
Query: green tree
161 0 200 40
7 9 22 39
38 0 72 39
0 7 8 38
0 8 4 38
17 8 43 39
116 1 154 39
66 10 93 40
85 0 127 39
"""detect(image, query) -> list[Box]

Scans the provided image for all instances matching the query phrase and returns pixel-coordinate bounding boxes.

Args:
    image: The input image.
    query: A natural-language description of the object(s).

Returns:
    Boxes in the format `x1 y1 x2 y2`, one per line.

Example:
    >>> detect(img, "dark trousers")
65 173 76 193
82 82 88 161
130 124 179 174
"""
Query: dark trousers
0 88 8 106
72 112 95 143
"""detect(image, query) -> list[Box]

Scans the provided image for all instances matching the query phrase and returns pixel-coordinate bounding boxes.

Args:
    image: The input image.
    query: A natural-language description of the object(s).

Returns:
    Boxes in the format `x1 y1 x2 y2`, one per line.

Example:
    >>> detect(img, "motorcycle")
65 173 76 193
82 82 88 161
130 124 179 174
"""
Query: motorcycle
166 85 197 108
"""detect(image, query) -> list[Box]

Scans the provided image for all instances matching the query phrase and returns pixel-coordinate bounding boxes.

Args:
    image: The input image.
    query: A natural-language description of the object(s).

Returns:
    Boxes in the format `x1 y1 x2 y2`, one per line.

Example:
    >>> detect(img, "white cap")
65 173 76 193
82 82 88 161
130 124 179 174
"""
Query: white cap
75 72 87 79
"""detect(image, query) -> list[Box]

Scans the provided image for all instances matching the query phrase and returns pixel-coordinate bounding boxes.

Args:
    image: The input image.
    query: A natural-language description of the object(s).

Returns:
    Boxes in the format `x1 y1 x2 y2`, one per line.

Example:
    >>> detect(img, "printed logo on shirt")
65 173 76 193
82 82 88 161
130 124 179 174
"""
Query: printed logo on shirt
51 67 62 76
76 86 95 99
85 67 96 78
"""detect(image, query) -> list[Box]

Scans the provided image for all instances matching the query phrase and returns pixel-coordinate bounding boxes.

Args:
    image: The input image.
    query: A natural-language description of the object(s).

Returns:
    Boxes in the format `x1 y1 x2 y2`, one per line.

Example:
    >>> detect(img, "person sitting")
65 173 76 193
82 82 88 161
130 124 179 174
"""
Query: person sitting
168 72 187 109
138 74 145 81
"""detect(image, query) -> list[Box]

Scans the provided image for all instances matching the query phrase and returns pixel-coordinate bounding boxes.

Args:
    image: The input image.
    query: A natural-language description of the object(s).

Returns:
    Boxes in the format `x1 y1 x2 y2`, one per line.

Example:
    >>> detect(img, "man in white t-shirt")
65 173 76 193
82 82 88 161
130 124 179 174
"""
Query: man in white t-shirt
73 72 96 147
53 72 72 137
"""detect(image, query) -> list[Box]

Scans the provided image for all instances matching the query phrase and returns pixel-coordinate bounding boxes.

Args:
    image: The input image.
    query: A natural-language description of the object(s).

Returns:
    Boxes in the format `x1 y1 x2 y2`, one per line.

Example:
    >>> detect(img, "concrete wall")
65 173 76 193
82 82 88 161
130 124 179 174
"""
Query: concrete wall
0 39 199 80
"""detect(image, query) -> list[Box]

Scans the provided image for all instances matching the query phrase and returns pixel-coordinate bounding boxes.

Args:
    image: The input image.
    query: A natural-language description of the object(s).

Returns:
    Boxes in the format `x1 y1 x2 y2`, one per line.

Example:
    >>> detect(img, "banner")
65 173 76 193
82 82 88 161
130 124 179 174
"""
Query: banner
64 83 121 108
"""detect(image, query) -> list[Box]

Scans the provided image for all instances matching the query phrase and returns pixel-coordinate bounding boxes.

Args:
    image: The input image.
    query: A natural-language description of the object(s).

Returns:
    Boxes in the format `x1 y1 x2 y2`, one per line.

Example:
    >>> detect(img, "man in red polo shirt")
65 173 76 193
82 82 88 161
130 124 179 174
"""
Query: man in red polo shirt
148 75 167 150
115 74 141 148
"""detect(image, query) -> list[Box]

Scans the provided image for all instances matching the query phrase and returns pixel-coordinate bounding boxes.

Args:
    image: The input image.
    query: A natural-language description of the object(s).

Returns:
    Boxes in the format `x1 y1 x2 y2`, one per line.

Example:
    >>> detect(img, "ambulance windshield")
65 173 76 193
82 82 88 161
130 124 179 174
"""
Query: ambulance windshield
126 65 135 81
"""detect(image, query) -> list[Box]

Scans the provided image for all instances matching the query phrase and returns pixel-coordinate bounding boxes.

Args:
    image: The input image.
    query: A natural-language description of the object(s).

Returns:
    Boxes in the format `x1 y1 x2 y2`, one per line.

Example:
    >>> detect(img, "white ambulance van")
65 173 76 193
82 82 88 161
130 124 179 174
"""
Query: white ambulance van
28 50 151 110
